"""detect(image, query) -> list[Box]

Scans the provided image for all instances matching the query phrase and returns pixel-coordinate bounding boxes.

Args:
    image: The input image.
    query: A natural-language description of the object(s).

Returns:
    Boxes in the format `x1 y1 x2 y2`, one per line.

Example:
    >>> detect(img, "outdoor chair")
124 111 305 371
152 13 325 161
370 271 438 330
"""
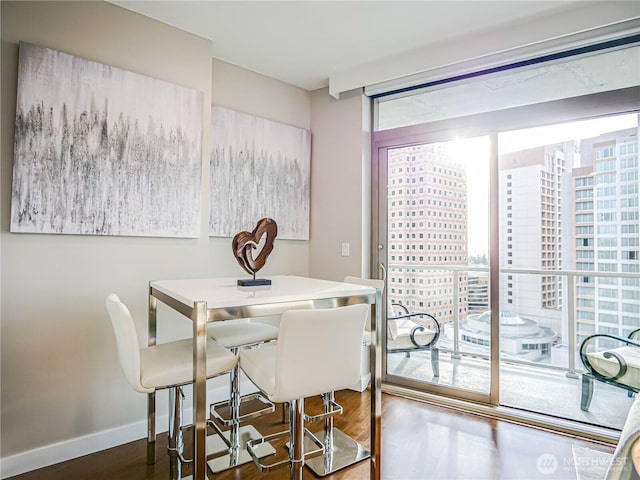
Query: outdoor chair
343 277 442 389
387 301 441 377
579 328 640 411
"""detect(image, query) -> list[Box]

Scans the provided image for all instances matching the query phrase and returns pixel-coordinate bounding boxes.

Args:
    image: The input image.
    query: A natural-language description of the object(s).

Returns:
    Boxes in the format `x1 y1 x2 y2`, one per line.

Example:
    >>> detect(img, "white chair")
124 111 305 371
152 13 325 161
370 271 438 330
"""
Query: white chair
239 304 369 479
105 293 237 480
386 301 440 377
346 276 440 388
298 277 382 477
306 276 437 477
206 318 278 471
344 276 385 391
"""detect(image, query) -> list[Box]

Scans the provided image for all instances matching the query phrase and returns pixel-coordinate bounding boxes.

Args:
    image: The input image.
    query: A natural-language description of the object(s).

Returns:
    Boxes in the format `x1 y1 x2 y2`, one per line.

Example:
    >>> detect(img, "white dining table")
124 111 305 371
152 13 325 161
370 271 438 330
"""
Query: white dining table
148 275 381 480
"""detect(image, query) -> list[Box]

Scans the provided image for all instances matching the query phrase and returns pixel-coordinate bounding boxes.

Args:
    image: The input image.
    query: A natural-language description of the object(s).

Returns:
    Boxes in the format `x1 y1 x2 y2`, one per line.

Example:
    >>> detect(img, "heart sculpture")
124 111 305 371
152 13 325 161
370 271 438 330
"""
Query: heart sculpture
232 218 278 277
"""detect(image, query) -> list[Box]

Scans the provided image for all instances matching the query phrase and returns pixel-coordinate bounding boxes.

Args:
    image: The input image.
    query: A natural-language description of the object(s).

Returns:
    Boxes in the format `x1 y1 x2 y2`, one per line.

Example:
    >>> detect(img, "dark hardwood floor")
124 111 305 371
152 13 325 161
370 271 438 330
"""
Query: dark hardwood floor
9 390 614 480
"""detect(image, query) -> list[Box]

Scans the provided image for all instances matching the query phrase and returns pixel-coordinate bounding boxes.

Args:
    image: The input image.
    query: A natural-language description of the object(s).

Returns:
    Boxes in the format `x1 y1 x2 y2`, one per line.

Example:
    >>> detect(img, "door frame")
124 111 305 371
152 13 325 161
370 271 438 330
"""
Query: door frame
370 87 640 406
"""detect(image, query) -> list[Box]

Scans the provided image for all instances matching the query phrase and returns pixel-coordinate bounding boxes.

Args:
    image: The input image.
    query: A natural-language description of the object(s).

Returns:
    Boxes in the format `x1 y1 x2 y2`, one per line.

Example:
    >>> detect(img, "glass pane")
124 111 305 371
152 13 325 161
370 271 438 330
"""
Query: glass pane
498 113 639 429
386 136 491 395
378 46 640 131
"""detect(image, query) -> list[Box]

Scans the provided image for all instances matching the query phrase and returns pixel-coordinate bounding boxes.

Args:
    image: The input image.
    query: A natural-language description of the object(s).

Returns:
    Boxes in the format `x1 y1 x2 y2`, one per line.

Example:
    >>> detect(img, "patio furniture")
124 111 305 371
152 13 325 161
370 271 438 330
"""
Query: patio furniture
387 302 441 377
344 276 441 388
579 329 640 412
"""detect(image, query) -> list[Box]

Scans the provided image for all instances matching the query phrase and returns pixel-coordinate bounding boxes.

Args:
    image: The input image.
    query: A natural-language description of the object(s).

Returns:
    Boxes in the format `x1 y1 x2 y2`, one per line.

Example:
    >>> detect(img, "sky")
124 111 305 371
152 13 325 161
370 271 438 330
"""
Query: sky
443 113 639 257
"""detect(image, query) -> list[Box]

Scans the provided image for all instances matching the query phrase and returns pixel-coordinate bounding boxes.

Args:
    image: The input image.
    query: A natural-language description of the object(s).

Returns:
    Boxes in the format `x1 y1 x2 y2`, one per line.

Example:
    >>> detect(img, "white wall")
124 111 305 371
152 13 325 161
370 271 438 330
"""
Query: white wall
0 1 313 476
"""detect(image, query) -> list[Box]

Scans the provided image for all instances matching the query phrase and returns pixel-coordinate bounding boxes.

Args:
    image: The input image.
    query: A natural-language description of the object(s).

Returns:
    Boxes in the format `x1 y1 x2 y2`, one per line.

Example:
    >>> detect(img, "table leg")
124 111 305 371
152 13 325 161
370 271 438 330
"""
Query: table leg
147 288 158 465
147 392 156 464
193 301 208 480
290 398 304 480
370 296 381 480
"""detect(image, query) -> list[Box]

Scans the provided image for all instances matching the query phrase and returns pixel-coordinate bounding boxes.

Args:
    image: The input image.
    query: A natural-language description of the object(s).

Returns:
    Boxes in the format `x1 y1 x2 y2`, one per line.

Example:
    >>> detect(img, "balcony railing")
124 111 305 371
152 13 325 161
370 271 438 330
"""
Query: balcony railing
385 264 639 428
386 264 640 379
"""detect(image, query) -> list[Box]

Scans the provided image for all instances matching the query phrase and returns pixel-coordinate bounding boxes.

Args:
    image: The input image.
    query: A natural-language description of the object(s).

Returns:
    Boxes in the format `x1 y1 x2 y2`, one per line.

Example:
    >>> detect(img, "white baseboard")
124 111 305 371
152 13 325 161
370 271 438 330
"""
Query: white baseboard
349 373 371 393
0 381 257 479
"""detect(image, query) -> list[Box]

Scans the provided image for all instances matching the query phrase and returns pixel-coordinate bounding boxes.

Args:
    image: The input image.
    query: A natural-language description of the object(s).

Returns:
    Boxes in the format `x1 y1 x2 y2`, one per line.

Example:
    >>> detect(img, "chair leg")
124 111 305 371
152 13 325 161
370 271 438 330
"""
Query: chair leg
228 347 241 464
305 392 370 476
209 346 275 472
431 348 440 378
581 374 594 411
289 398 305 480
321 392 334 455
168 387 184 480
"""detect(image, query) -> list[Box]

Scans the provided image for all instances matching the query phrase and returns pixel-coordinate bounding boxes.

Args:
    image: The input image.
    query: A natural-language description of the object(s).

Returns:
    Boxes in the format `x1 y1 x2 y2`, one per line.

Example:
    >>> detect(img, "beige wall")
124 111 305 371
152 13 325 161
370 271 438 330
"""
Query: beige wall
0 1 324 472
308 88 371 282
209 59 312 278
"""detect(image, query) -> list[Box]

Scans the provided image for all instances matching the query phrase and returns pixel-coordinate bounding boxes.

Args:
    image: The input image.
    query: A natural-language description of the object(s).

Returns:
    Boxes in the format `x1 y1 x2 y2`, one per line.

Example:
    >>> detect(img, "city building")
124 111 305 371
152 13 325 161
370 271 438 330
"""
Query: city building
497 143 576 341
572 127 640 345
387 143 468 324
443 310 557 361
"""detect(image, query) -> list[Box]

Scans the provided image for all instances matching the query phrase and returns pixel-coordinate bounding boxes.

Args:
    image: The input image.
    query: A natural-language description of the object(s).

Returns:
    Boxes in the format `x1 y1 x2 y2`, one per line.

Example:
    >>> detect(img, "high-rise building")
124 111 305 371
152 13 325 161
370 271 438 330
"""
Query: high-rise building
467 272 489 315
572 127 640 345
387 143 468 324
498 143 574 334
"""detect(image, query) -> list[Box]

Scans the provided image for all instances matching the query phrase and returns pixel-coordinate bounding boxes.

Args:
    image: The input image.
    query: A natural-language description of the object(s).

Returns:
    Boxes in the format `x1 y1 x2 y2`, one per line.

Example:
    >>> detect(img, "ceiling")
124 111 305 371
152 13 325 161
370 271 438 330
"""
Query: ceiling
109 0 579 91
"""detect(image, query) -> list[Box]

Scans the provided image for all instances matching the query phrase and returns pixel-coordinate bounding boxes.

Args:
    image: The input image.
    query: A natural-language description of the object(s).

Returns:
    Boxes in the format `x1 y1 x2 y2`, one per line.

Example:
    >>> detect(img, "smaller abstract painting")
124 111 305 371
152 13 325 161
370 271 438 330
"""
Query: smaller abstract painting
210 106 311 240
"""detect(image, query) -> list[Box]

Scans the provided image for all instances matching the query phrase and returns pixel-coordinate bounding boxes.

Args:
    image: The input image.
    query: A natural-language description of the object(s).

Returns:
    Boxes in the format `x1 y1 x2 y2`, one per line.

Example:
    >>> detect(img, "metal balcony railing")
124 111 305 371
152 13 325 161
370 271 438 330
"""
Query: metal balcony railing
386 264 640 378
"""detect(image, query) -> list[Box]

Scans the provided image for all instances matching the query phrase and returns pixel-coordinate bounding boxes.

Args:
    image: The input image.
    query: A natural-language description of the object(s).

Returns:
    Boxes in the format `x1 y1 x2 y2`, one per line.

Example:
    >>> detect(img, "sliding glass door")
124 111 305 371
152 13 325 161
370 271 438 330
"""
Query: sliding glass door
374 133 495 403
371 40 640 431
496 114 639 428
372 99 639 429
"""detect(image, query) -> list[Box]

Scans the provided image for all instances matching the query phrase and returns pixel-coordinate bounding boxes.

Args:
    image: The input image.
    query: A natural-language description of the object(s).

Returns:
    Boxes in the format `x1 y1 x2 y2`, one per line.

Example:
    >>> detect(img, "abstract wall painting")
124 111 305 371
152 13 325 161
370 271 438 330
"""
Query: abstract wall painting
210 106 311 240
11 42 203 237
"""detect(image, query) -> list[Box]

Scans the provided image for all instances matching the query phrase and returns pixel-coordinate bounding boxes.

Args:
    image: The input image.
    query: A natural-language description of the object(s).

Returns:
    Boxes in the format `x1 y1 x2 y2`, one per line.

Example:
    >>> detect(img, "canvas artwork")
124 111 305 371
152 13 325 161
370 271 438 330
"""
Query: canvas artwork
11 42 203 237
209 106 311 240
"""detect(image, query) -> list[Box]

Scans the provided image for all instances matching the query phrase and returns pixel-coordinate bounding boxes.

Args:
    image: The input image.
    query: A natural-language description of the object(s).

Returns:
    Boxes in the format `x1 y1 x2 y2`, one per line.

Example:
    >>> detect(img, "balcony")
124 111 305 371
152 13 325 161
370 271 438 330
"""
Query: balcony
387 349 633 429
385 265 639 430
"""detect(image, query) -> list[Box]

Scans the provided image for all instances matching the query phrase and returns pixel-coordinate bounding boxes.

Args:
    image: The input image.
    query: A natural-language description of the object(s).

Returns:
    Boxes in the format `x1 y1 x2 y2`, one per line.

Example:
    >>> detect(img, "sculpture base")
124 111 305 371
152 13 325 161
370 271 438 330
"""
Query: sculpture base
237 278 272 286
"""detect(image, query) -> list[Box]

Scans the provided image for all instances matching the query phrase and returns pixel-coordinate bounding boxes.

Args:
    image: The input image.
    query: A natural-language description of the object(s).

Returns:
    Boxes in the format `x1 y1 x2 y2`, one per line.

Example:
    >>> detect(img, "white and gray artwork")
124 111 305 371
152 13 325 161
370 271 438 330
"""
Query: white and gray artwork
11 42 203 237
210 106 311 240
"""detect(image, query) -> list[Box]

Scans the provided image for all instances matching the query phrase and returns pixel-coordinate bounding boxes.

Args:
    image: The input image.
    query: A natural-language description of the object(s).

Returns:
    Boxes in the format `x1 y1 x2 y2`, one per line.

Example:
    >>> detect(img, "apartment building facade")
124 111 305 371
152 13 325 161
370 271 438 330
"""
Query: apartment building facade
386 143 468 324
572 127 640 345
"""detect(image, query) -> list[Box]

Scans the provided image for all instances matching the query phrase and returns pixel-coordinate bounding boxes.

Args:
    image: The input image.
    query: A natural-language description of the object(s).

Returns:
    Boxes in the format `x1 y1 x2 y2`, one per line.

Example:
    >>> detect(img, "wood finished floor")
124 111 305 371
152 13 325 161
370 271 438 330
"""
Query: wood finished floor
9 390 615 480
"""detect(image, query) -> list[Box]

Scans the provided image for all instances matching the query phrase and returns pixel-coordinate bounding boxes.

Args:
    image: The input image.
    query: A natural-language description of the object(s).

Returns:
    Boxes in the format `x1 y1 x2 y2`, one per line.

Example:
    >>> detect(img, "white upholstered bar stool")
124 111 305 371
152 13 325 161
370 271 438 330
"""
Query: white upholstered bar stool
299 276 383 477
343 276 384 390
206 318 278 472
240 304 369 480
105 293 237 480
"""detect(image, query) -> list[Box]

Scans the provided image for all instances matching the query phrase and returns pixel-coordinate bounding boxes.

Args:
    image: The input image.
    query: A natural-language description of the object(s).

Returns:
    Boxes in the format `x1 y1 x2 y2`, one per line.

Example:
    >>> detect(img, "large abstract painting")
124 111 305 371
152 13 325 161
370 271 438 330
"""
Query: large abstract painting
11 42 203 237
210 106 311 240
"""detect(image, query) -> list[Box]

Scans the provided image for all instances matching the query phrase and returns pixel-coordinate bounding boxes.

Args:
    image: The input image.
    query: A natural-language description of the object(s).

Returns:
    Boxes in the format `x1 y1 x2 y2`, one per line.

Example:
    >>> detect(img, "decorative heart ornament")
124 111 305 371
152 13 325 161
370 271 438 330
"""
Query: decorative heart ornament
232 218 278 276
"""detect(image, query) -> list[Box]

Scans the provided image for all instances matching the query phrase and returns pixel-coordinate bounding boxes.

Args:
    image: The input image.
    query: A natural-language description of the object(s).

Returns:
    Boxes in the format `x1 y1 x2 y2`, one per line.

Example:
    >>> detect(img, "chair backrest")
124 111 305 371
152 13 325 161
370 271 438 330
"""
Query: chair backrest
272 304 369 402
342 276 403 339
343 276 384 331
105 293 149 393
343 276 384 294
